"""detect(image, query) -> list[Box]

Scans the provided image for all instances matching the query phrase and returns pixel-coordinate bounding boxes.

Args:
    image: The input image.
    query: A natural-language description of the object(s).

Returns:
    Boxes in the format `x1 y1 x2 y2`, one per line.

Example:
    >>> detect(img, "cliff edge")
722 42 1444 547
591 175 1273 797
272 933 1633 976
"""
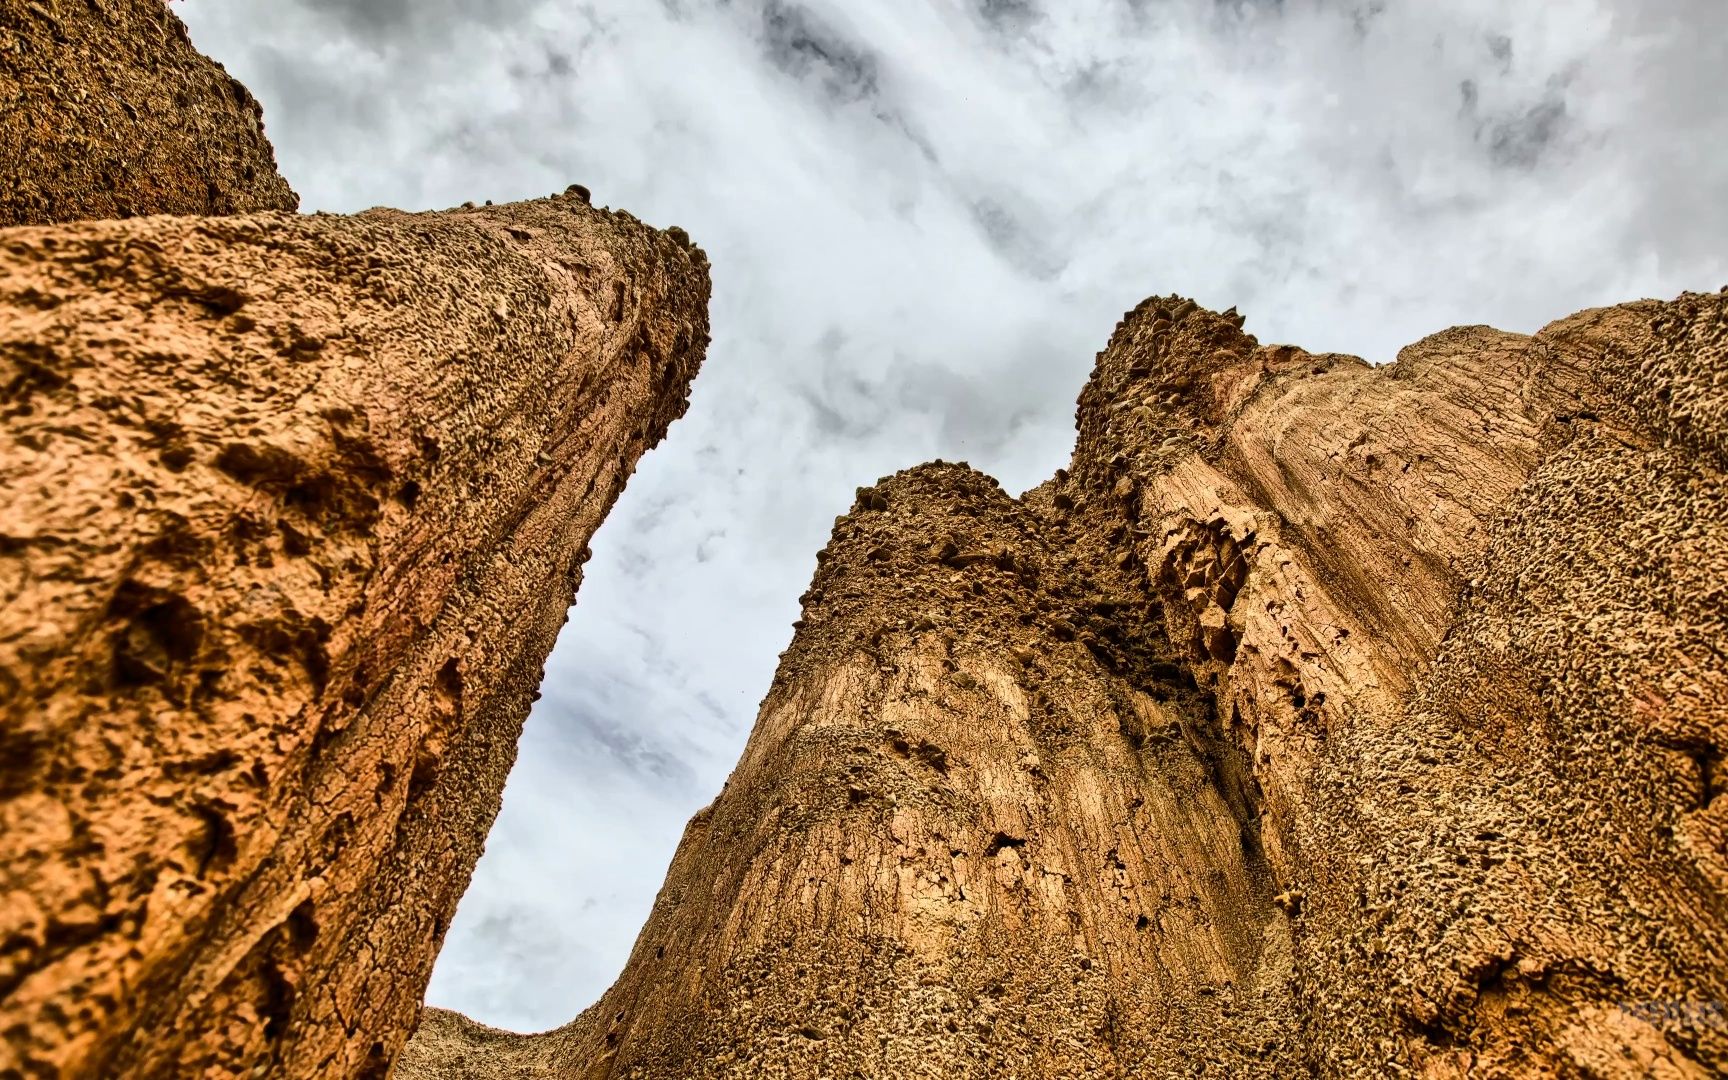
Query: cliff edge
0 195 710 1078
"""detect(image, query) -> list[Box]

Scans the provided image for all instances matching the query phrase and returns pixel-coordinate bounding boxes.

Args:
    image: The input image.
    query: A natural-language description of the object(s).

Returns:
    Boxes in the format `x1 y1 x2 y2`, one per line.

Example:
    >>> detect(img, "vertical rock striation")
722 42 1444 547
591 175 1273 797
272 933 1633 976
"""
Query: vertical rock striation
0 195 709 1077
403 288 1726 1079
408 463 1302 1078
1068 292 1727 1077
0 0 298 226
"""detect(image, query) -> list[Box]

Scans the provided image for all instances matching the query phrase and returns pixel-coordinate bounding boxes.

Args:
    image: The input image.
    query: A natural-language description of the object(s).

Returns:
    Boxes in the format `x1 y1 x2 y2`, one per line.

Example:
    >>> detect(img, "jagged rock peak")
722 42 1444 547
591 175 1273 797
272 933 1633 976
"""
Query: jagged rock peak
1071 294 1374 493
404 443 1297 1077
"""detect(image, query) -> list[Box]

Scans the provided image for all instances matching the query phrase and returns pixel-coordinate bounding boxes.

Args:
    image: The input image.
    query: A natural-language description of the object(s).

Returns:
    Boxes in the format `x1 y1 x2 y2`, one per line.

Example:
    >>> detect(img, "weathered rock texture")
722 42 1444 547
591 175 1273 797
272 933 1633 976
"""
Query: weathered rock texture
409 462 1303 1079
404 288 1726 1079
0 194 709 1078
1058 291 1728 1078
0 0 298 226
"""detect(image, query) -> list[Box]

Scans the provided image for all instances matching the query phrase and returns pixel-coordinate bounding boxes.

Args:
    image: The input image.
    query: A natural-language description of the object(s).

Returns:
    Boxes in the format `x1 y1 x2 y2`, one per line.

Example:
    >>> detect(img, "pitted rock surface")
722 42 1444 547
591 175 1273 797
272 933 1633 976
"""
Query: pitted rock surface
0 194 709 1078
0 0 297 225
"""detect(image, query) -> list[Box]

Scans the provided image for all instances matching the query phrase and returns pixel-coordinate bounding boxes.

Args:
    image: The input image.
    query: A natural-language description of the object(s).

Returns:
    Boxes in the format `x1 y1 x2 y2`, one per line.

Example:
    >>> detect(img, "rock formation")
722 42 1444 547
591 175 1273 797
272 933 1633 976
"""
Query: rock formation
402 289 1727 1079
1 11 713 1077
1057 291 1728 1077
0 0 298 225
0 196 710 1078
408 461 1303 1079
2 4 1722 1077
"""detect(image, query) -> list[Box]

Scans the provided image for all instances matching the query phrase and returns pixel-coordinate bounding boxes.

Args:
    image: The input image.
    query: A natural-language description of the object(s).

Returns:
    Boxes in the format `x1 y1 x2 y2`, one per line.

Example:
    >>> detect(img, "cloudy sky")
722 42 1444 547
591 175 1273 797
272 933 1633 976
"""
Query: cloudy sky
178 0 1726 1033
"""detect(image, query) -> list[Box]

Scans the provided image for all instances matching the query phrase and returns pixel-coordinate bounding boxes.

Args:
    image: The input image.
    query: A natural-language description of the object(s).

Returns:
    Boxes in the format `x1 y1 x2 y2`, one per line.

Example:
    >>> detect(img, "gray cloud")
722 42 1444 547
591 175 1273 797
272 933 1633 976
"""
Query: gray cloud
795 335 894 443
758 1 881 104
296 0 549 45
551 701 699 787
967 195 1065 280
180 0 1728 1032
974 0 1042 34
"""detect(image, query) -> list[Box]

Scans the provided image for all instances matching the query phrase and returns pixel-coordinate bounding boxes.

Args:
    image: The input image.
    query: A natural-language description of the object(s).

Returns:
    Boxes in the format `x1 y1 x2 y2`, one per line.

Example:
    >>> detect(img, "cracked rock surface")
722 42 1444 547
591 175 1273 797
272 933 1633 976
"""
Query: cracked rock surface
0 196 709 1078
403 289 1726 1079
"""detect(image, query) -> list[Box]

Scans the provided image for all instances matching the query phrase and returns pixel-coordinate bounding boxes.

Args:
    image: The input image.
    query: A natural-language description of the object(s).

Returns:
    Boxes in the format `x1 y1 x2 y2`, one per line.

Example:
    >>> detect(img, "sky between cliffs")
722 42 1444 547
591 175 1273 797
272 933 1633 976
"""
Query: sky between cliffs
178 0 1726 1033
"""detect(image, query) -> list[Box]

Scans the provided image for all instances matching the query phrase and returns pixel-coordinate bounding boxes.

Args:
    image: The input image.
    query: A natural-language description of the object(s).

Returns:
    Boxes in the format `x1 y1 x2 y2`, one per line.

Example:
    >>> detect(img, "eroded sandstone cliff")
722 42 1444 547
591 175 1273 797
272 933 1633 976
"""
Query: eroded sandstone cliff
0 0 298 225
1061 291 1727 1077
0 196 710 1078
2 7 1721 1076
408 461 1303 1078
403 289 1726 1079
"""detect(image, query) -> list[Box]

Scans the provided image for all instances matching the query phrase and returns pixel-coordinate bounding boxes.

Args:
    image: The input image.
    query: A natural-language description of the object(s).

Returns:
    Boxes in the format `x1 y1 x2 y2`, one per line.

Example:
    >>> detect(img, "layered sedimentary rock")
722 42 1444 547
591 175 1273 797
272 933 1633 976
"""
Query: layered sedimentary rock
0 0 298 225
404 288 1726 1079
0 194 709 1077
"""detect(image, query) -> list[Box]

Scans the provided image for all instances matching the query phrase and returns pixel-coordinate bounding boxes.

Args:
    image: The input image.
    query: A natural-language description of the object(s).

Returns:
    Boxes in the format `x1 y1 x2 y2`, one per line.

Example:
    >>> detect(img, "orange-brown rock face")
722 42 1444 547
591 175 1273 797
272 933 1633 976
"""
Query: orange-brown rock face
0 0 298 225
1074 292 1727 1077
406 463 1302 1078
403 289 1725 1079
0 194 709 1078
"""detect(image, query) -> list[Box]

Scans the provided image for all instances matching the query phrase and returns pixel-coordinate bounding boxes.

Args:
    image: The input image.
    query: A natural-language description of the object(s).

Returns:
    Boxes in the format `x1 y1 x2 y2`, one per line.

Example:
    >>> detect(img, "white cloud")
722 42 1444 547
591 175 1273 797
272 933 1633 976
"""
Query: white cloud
180 0 1727 1033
